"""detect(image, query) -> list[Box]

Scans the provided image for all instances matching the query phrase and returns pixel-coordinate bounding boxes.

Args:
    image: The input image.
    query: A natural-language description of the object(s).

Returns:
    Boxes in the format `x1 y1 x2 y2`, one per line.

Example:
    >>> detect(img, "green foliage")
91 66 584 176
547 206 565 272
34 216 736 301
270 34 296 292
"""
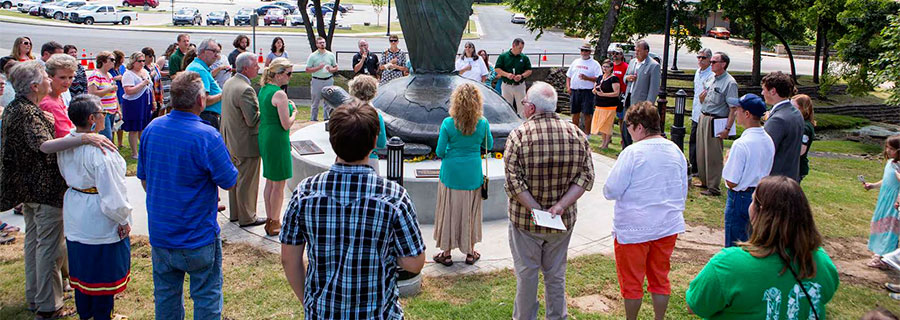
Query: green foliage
835 0 900 93
814 113 870 130
876 15 900 105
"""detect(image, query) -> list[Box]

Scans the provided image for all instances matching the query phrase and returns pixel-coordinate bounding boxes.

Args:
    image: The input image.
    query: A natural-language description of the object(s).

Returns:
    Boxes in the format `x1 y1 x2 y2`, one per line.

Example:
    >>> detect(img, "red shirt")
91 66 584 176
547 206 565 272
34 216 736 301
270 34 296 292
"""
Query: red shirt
39 95 75 138
613 61 628 94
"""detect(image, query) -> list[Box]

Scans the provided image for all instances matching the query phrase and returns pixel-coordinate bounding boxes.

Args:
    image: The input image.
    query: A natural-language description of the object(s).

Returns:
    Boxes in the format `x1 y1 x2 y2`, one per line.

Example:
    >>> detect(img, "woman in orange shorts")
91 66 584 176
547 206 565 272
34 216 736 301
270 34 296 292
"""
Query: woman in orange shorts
591 59 621 149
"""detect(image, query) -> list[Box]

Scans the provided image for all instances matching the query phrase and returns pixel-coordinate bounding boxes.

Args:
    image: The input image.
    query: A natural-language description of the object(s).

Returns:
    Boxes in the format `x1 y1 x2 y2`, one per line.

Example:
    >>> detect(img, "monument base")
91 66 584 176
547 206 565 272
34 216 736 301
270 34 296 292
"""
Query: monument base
288 122 510 224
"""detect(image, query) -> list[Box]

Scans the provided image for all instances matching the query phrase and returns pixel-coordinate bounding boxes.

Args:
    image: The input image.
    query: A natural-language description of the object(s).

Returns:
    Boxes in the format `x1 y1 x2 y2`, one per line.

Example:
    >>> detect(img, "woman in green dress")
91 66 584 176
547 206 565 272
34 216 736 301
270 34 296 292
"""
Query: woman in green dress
258 57 297 236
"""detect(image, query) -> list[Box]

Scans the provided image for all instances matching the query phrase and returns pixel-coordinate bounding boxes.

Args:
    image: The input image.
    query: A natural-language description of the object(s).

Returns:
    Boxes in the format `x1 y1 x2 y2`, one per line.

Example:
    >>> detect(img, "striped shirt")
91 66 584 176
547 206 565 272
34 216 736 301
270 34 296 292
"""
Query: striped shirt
88 71 118 111
503 112 595 233
280 164 425 319
136 110 237 249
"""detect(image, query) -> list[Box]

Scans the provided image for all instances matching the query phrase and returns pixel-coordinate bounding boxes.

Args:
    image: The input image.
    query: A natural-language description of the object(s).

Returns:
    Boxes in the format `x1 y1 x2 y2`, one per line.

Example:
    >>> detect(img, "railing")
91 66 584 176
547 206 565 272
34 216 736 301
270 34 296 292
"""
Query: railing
333 50 583 70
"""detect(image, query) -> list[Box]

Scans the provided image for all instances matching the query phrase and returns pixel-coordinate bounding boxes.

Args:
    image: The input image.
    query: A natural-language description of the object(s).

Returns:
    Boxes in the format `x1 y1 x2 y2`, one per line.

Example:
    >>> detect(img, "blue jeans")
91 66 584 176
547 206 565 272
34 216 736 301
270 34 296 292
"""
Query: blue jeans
724 188 754 247
99 113 115 140
151 238 223 320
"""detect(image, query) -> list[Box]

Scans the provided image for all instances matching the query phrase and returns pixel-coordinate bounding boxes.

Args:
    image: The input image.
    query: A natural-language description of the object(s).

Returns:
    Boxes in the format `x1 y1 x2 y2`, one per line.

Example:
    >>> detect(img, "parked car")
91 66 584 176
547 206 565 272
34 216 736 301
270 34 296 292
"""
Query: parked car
0 0 26 9
28 4 39 15
510 13 526 24
311 10 342 28
17 0 52 13
707 27 731 40
233 7 254 25
206 10 229 25
264 8 284 26
271 1 296 14
68 5 136 25
288 11 306 26
172 7 201 26
121 0 158 8
306 3 333 15
256 4 284 16
322 2 348 13
41 0 85 19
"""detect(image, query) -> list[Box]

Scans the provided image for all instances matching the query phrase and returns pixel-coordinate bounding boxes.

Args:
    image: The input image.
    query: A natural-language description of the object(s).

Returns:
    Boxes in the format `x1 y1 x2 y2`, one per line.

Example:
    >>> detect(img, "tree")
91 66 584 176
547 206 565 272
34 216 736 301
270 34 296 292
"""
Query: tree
508 0 666 61
834 0 900 95
876 15 900 105
808 0 846 84
295 0 343 52
372 0 385 26
669 24 702 70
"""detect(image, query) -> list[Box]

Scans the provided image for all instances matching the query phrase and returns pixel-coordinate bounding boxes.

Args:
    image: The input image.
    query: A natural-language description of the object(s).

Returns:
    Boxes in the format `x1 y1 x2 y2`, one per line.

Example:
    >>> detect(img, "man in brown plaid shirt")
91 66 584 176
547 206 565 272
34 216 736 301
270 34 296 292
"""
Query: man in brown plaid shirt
503 81 595 320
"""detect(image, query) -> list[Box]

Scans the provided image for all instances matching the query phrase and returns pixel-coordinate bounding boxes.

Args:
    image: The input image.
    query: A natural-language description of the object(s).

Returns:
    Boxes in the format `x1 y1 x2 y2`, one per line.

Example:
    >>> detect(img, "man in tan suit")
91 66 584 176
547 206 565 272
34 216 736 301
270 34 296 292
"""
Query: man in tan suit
221 52 266 227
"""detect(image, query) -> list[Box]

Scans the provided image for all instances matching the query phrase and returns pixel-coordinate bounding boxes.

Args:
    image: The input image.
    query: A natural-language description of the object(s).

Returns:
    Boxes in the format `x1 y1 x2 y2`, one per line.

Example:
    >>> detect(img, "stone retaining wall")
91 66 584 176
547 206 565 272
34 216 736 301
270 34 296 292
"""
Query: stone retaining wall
815 104 900 124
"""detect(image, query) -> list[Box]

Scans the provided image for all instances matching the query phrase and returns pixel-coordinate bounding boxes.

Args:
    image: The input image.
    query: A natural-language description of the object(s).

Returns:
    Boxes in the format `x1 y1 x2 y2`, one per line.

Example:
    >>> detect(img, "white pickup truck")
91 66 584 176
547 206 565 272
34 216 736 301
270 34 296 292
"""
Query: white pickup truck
67 5 137 25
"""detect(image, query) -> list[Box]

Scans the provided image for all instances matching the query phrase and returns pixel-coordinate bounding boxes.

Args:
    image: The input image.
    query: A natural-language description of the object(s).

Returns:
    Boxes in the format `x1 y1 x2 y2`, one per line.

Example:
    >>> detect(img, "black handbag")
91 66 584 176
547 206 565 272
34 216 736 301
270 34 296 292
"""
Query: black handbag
481 129 489 200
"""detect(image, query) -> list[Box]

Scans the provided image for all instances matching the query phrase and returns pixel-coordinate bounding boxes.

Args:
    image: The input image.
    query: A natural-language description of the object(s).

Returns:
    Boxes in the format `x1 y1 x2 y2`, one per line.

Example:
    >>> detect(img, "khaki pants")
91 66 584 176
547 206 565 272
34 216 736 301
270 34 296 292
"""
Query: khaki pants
229 156 262 225
509 223 573 320
697 114 724 193
23 203 65 313
502 82 527 118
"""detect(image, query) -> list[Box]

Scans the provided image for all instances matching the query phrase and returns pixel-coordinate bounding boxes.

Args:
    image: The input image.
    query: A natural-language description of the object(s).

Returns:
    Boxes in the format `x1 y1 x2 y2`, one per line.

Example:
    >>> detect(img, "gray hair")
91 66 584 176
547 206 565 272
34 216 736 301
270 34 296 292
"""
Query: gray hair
234 52 257 74
9 60 46 97
698 48 712 58
525 81 557 113
635 40 650 51
197 38 218 55
45 53 78 77
170 71 204 111
715 51 730 69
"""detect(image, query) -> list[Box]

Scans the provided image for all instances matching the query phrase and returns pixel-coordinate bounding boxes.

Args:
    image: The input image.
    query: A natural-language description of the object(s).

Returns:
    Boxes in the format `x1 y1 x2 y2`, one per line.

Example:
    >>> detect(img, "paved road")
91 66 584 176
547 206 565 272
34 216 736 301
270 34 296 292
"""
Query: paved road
0 5 818 75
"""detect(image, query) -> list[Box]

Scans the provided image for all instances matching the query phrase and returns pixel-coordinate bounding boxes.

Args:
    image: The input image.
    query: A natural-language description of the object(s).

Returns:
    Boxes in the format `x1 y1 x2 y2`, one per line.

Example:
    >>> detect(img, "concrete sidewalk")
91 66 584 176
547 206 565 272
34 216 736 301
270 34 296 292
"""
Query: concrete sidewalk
0 153 615 277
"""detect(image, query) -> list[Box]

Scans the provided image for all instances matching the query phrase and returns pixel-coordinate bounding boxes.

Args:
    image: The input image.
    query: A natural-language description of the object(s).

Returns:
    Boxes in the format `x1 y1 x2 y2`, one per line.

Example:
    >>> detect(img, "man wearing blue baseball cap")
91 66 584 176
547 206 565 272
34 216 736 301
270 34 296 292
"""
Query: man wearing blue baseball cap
721 94 775 246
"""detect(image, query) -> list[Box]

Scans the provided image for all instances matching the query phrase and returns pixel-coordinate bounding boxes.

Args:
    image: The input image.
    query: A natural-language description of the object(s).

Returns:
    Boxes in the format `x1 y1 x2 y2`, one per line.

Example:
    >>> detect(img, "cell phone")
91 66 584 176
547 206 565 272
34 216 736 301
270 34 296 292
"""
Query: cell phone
858 175 866 184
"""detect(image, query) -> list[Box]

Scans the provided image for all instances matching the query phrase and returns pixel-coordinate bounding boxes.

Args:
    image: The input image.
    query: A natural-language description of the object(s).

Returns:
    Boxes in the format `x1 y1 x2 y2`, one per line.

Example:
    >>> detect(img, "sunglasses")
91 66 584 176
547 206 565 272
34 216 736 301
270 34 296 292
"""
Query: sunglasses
281 71 292 77
22 42 31 45
389 39 399 43
697 56 709 60
710 60 725 64
136 60 146 63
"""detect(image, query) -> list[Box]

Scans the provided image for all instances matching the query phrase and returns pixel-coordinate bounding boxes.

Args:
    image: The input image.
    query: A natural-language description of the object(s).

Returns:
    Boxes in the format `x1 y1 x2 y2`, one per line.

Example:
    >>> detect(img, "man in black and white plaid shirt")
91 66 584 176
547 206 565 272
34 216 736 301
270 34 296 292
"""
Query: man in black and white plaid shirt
280 100 425 319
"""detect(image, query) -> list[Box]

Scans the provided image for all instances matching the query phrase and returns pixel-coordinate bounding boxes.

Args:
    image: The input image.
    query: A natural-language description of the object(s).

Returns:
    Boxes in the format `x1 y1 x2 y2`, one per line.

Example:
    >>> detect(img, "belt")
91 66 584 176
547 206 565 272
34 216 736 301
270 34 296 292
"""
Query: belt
72 187 99 194
312 76 333 81
701 112 727 118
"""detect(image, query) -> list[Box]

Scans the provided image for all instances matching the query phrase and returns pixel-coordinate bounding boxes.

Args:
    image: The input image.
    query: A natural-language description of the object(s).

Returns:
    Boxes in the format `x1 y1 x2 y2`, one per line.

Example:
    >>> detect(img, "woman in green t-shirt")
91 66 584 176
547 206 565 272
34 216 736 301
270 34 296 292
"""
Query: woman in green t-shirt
686 176 839 319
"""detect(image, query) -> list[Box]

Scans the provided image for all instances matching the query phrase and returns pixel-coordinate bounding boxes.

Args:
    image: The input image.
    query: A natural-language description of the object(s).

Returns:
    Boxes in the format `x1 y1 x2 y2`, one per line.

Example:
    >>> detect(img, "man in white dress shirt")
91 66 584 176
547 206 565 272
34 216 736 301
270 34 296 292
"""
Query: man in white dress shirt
689 48 714 176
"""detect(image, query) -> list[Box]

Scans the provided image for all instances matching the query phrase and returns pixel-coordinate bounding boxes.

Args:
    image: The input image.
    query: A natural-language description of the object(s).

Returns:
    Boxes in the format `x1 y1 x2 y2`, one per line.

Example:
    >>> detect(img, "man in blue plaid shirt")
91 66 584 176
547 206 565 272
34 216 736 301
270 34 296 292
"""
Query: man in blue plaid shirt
280 101 425 319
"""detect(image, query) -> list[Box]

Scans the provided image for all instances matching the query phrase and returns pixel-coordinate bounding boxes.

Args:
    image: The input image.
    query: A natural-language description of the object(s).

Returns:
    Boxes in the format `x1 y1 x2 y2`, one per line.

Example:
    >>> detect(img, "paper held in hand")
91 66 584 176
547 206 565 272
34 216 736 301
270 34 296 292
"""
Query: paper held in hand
712 118 737 138
531 209 567 231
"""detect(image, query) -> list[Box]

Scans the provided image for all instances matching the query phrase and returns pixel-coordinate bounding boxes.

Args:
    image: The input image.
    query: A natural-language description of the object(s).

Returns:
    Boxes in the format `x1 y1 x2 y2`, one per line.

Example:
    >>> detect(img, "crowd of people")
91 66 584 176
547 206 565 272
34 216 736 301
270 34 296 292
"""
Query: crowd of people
0 31 895 320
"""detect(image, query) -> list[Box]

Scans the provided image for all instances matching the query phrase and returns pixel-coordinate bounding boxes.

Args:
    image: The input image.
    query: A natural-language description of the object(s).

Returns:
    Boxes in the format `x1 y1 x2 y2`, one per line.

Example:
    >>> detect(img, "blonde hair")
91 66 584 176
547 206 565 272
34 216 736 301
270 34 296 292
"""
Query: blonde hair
349 75 378 102
792 94 816 126
448 83 483 135
126 52 145 70
261 57 292 86
45 53 77 76
12 37 34 61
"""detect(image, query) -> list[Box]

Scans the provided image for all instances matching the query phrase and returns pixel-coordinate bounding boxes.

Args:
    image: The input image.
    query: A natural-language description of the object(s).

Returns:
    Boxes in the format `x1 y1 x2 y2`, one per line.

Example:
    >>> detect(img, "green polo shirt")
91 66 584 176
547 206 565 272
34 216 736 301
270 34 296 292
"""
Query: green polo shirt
495 49 532 85
168 49 185 75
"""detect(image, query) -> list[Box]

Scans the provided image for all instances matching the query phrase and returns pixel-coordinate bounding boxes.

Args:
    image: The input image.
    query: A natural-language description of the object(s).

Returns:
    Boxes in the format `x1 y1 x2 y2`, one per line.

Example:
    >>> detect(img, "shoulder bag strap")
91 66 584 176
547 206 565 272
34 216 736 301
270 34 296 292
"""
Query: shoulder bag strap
780 255 820 320
483 124 488 176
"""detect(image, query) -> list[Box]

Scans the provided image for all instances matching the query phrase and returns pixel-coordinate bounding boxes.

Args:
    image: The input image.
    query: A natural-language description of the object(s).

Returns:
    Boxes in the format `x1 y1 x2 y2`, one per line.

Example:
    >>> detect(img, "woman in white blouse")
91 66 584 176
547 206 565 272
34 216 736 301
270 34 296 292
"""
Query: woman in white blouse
602 101 687 320
121 52 155 159
56 94 132 320
455 42 489 83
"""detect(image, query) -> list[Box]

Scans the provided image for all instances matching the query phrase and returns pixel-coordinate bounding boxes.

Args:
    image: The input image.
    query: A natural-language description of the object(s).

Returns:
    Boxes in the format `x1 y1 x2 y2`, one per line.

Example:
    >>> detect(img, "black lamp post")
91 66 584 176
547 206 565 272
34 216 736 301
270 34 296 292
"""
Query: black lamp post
386 0 391 36
671 89 687 152
656 0 674 134
387 136 404 186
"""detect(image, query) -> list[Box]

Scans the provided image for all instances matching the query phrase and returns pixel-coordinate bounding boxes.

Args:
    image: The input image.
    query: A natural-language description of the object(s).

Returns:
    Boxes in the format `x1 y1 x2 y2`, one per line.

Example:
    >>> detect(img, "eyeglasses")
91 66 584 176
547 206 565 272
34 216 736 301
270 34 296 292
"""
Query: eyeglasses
92 110 110 116
697 56 709 60
204 49 221 54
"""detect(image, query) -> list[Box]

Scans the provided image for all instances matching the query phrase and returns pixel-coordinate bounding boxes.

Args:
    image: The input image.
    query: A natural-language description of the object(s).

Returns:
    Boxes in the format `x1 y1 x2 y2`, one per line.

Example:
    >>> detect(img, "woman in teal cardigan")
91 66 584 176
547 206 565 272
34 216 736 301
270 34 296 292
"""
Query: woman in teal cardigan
433 83 494 266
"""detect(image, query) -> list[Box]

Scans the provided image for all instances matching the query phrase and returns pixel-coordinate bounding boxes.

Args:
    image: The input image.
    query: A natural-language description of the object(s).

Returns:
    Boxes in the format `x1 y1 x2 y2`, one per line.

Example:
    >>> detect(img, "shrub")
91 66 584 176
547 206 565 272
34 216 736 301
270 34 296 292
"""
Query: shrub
814 113 870 130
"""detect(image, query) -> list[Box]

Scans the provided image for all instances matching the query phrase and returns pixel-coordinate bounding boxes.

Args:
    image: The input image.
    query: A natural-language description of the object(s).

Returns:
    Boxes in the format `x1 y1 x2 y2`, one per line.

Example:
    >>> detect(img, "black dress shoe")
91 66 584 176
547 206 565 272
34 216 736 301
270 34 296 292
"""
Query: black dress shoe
240 217 267 227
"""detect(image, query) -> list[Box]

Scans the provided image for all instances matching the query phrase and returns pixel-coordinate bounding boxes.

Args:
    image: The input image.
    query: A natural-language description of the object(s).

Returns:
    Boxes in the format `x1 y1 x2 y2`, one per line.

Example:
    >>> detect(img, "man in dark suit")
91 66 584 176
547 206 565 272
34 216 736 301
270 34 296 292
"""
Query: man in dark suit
761 71 804 181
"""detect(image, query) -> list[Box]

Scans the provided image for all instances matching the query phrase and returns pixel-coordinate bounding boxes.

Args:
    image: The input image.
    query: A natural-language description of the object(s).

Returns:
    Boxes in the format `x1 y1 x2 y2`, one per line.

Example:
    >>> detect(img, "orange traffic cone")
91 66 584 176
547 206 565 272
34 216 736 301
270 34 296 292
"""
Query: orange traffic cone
87 52 95 70
258 49 263 63
542 50 547 61
81 49 87 66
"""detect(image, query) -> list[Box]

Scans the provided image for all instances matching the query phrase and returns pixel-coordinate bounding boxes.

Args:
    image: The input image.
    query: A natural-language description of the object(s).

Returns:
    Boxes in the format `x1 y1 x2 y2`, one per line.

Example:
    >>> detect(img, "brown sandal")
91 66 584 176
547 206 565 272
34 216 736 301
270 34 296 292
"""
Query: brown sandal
465 252 481 265
265 219 281 237
35 306 75 319
433 252 453 266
